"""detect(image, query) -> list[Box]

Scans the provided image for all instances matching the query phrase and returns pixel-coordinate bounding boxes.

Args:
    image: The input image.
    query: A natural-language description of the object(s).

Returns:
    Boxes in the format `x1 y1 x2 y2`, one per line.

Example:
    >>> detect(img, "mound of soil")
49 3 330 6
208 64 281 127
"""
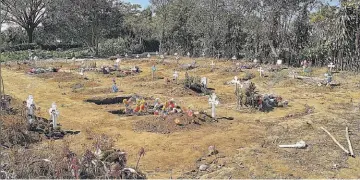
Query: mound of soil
133 113 204 134
169 87 198 96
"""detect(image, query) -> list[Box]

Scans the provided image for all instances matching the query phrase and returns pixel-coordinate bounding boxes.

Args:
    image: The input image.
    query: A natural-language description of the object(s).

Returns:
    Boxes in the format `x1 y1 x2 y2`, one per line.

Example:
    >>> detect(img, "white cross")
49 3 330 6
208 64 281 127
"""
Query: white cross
48 102 59 128
328 62 335 71
173 71 179 83
125 53 128 58
202 52 205 57
232 55 237 60
80 68 84 76
210 61 215 70
258 67 264 77
187 52 190 57
147 53 151 58
208 93 219 119
201 77 207 88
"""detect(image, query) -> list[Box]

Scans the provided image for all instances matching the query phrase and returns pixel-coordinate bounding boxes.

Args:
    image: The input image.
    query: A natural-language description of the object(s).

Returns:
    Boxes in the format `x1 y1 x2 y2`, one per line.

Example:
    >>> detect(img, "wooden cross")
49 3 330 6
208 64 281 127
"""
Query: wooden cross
208 93 219 119
328 62 335 72
258 67 264 77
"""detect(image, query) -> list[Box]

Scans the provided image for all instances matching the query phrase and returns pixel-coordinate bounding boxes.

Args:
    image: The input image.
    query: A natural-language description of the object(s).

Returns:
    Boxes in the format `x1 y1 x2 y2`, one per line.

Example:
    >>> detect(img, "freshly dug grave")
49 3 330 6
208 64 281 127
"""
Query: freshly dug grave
86 96 132 105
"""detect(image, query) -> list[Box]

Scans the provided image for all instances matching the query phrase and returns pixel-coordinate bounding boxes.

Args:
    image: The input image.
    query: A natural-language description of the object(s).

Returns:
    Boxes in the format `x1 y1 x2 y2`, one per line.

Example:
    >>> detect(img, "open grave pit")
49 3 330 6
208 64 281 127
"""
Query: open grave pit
85 94 151 105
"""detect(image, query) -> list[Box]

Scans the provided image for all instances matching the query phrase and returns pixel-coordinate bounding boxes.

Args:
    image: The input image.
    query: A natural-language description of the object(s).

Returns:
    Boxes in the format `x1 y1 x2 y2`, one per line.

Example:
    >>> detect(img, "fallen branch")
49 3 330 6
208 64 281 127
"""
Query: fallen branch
346 127 355 157
321 127 349 155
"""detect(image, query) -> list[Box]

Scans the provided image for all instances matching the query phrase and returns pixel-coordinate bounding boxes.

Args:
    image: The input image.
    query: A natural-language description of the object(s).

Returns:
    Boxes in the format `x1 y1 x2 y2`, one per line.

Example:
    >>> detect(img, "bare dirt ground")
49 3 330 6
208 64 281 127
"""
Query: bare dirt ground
3 57 360 178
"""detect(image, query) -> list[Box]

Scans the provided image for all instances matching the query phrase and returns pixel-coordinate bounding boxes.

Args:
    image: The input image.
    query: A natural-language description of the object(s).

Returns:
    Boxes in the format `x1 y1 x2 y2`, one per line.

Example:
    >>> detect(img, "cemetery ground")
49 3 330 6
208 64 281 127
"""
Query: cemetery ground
2 57 360 178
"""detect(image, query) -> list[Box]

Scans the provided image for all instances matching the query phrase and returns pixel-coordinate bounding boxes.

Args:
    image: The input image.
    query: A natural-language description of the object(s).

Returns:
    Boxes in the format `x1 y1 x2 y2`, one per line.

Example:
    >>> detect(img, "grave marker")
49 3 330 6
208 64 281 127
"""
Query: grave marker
258 67 264 77
232 55 237 60
202 52 205 57
79 68 84 76
136 54 140 59
187 52 190 57
26 95 35 124
208 93 219 119
328 62 335 72
173 70 179 84
156 51 159 55
125 53 128 58
253 59 259 63
48 102 59 129
217 52 221 59
201 77 207 88
210 61 215 71
151 65 157 80
147 53 151 58
277 59 283 65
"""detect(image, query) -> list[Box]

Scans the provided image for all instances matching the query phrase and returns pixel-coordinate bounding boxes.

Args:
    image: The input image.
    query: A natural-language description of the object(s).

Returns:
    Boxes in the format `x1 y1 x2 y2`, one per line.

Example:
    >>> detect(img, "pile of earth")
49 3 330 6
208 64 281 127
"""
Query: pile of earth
133 113 215 134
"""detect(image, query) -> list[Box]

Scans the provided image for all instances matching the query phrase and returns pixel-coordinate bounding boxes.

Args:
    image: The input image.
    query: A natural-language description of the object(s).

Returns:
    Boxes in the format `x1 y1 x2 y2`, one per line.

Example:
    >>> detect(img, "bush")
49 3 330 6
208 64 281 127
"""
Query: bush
39 43 83 51
1 43 38 52
98 38 127 56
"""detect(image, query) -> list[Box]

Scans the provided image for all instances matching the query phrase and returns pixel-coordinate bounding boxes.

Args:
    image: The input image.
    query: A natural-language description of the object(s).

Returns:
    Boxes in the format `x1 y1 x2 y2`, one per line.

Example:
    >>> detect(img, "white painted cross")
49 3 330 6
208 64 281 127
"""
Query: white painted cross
328 62 335 72
232 76 240 85
208 93 219 119
48 102 59 128
26 95 35 124
79 68 84 76
258 67 264 77
202 52 206 57
210 61 215 71
115 58 121 70
201 77 208 88
147 53 151 58
173 70 179 84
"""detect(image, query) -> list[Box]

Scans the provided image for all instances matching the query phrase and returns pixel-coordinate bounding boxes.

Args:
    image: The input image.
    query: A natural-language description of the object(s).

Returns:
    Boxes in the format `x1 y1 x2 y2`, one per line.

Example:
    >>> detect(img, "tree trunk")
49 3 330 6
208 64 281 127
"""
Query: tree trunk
26 27 35 43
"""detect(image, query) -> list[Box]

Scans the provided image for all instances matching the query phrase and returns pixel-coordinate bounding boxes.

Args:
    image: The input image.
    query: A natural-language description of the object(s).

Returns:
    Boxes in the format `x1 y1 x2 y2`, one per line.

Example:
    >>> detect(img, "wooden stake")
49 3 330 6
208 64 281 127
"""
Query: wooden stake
321 127 349 155
346 127 355 157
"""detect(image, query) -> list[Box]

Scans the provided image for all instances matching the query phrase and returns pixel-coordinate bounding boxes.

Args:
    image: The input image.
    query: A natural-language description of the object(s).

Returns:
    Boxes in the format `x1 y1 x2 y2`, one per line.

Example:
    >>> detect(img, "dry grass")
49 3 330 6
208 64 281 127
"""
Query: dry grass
2 57 360 178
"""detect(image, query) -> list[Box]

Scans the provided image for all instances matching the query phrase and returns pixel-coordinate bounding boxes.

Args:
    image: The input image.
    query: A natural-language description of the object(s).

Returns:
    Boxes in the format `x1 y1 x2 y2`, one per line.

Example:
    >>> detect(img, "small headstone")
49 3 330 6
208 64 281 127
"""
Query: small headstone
187 52 190 57
199 164 208 171
232 55 237 60
147 53 151 58
253 59 259 63
125 53 128 58
136 54 140 59
277 59 283 65
156 51 159 55
174 53 178 56
202 52 205 57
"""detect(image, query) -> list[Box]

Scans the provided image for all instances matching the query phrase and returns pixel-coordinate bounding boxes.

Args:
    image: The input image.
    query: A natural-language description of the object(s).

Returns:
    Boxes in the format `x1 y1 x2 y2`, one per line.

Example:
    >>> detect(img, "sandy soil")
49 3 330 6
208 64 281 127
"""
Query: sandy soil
3 57 360 178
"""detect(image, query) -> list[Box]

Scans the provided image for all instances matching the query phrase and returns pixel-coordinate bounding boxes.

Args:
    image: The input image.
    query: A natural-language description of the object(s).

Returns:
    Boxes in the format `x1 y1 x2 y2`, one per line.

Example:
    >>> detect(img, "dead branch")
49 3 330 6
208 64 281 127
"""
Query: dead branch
320 127 349 155
345 127 355 157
